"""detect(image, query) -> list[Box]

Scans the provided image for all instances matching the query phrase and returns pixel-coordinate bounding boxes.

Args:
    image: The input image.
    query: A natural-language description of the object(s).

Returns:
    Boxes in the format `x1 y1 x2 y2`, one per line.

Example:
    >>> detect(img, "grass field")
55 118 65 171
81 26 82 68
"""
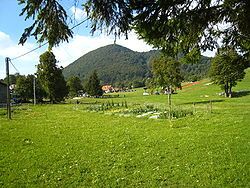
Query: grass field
0 69 249 187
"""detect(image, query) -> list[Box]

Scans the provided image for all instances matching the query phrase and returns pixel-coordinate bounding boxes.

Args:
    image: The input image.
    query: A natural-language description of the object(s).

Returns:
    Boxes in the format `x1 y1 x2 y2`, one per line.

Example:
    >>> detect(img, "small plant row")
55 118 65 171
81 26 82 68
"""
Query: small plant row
127 105 193 119
159 108 194 119
86 101 193 119
86 100 128 112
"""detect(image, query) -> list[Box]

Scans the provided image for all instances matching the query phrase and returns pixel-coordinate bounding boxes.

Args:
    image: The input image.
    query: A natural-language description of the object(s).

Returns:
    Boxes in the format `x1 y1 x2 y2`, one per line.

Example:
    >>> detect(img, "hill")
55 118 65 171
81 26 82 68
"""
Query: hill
63 44 211 85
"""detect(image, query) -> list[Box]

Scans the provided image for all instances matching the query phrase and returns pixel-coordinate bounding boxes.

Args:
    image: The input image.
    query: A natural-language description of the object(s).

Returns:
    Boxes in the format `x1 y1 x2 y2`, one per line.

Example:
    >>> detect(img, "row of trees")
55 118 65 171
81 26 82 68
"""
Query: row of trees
10 51 68 103
10 52 103 103
67 71 103 97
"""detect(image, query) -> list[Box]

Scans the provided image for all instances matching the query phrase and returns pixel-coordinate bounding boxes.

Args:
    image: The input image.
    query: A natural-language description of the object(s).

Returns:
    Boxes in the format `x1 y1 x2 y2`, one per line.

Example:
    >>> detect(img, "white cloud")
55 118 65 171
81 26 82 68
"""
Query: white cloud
69 6 87 22
53 31 154 68
0 31 44 79
117 32 154 52
0 30 153 79
202 49 216 57
0 31 11 43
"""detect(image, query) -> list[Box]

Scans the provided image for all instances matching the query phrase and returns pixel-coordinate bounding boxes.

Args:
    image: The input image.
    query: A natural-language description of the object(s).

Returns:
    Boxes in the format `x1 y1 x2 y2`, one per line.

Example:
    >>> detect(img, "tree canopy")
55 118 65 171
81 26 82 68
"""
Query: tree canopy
84 70 103 97
151 55 183 106
209 48 249 97
151 55 183 91
15 75 32 102
67 76 83 97
37 51 68 103
15 74 45 102
18 0 72 50
3 73 20 85
19 0 250 57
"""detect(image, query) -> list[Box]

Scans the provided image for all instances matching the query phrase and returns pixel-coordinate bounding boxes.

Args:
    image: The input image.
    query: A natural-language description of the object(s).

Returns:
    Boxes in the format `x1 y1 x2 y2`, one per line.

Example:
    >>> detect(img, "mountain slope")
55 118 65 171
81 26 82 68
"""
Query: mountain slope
63 44 211 85
63 44 157 85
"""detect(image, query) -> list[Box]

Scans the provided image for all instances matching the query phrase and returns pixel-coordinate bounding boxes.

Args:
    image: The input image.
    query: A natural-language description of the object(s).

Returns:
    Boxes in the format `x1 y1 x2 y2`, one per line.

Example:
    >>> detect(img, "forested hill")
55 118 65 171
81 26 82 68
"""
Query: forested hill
63 44 211 85
63 44 157 85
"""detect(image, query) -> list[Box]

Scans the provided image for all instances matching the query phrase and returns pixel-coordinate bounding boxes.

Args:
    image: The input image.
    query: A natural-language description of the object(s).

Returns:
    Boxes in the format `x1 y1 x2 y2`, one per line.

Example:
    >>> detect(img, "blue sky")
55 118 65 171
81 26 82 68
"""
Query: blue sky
0 0 215 80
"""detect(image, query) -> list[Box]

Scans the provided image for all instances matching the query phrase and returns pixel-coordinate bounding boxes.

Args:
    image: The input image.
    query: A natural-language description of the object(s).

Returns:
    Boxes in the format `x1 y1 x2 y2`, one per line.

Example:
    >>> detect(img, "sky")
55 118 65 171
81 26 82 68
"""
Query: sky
0 0 215 80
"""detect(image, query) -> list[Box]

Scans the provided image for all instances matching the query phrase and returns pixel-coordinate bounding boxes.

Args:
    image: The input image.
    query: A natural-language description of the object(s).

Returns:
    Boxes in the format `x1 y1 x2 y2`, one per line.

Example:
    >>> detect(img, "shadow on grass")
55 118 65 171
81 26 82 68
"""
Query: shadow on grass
181 99 225 105
233 90 250 98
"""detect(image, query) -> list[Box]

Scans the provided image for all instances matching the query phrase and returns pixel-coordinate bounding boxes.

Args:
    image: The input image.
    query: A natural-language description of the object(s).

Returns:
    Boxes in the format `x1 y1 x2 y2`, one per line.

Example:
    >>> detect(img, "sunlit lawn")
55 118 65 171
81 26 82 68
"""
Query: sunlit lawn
0 69 249 187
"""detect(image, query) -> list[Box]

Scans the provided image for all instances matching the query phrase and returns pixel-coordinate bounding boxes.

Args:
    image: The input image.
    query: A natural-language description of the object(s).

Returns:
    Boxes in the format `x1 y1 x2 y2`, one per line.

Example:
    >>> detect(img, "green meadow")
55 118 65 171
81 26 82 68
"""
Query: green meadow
0 69 250 187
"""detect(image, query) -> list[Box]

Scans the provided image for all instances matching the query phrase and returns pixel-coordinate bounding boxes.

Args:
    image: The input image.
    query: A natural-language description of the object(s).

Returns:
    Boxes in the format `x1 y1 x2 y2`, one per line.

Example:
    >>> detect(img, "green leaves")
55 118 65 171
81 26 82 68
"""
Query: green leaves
84 70 103 97
37 51 68 103
84 0 133 38
209 48 249 97
18 0 73 49
15 74 45 102
67 76 83 98
151 55 183 89
18 0 250 59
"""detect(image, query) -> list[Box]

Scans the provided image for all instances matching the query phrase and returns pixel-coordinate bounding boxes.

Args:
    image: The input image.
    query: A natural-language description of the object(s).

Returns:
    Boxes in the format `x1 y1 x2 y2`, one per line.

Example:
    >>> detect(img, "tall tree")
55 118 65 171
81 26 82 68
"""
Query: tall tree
67 76 83 97
84 70 103 97
209 48 249 97
151 55 183 106
19 0 250 57
37 51 68 103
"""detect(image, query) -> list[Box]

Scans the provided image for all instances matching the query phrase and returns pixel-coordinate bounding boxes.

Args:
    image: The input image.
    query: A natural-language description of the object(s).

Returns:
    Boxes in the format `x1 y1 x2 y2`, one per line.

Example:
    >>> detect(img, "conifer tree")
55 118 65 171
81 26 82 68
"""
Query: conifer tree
85 70 103 97
67 76 83 97
37 51 68 103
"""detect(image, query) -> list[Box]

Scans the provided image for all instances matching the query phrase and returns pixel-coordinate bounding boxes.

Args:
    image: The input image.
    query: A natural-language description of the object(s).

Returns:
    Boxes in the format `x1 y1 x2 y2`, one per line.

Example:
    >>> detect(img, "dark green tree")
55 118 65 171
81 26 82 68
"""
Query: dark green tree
3 73 20 85
15 74 45 102
151 55 183 106
145 78 156 95
209 48 249 97
19 0 250 57
15 75 32 102
84 70 103 97
37 51 68 103
67 76 83 97
18 0 72 49
86 0 250 57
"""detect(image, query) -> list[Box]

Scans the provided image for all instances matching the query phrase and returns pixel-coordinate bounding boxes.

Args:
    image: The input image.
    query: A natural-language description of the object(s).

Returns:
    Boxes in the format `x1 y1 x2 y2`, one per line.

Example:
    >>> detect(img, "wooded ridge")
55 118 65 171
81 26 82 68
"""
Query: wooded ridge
63 44 211 86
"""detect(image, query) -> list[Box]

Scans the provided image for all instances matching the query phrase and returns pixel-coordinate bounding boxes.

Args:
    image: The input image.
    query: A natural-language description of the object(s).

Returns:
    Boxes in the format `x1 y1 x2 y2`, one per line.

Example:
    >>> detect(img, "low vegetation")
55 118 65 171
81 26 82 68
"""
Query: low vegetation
0 69 249 187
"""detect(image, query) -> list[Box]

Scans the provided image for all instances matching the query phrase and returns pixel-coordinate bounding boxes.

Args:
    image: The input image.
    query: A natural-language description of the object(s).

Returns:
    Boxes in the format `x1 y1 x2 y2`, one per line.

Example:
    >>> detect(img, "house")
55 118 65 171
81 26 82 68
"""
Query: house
0 81 7 104
102 85 115 93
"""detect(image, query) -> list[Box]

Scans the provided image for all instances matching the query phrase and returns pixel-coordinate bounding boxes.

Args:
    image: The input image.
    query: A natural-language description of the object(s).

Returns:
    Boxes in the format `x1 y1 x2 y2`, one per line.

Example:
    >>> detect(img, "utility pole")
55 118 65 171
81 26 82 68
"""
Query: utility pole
5 57 11 119
33 76 36 105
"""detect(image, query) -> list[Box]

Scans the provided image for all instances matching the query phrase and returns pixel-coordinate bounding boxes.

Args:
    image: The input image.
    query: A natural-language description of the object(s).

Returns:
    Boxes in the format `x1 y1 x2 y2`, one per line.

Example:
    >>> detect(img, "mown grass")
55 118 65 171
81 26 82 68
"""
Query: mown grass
0 69 249 187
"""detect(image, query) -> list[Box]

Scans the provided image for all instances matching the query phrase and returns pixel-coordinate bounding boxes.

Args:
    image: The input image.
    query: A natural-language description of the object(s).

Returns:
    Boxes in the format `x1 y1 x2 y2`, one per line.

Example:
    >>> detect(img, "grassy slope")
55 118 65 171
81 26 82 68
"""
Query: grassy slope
0 69 249 187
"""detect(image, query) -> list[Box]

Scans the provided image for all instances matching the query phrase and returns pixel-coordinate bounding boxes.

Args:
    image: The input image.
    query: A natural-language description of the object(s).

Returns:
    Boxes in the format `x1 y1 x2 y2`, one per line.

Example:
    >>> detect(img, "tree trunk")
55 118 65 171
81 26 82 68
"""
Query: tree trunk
229 81 232 98
168 86 172 120
224 82 229 97
167 86 172 106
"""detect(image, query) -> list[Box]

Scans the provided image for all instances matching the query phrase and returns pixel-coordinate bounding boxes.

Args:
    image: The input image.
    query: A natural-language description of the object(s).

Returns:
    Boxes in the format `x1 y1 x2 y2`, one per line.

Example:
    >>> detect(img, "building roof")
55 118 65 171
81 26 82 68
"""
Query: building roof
102 85 113 91
0 81 7 86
